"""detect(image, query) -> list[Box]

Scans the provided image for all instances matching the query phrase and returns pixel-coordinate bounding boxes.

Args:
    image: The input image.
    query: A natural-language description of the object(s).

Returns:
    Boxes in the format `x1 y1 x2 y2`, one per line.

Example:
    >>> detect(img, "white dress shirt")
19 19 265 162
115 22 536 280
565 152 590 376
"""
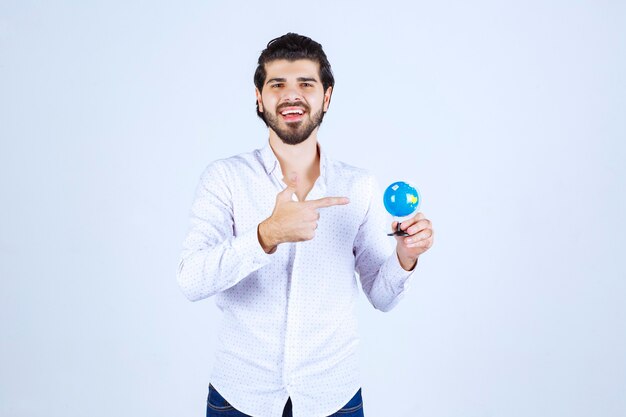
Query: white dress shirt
177 141 414 417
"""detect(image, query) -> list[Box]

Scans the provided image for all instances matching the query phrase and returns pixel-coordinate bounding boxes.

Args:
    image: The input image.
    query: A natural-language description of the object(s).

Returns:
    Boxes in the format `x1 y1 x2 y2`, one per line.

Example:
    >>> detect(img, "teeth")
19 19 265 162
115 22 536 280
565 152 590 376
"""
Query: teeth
281 109 304 115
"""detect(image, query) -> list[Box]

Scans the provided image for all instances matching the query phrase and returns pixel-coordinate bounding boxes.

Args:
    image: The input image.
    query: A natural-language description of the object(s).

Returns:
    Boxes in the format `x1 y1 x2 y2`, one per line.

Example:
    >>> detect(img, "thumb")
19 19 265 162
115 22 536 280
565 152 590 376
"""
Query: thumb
391 220 404 234
278 173 298 201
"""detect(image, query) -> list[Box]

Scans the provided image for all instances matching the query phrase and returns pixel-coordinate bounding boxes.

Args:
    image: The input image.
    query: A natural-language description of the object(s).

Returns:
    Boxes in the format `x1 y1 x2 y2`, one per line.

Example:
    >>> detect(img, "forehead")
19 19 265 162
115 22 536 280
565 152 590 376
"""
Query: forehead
264 59 321 81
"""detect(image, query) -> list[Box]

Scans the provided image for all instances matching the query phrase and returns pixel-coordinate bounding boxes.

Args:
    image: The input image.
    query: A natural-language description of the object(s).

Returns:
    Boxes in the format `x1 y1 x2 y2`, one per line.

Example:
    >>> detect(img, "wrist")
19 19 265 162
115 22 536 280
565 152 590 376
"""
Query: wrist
258 219 279 254
396 250 418 271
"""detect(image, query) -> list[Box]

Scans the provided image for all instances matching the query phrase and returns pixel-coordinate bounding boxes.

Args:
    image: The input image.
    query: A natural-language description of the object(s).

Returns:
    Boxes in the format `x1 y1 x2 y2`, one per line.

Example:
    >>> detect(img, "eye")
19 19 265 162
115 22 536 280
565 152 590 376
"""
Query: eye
301 83 313 87
271 83 283 89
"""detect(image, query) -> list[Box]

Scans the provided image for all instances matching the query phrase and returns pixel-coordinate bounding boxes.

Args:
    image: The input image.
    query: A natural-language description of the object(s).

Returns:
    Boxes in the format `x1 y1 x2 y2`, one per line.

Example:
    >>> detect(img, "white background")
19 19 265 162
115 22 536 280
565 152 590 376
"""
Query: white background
1 1 625 416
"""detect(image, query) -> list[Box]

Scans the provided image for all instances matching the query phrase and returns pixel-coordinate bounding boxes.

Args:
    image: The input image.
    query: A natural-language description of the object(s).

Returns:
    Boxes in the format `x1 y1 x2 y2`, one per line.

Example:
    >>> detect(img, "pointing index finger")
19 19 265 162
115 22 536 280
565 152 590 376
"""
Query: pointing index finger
307 196 350 209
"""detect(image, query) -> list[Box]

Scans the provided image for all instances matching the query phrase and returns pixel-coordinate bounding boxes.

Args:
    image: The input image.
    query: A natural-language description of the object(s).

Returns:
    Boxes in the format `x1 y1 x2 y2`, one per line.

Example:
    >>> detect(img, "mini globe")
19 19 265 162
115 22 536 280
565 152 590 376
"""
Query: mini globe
383 181 420 217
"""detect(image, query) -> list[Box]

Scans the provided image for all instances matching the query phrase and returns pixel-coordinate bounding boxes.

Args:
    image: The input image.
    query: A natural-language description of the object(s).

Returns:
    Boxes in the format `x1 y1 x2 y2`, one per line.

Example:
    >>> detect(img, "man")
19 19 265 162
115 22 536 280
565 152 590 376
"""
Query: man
177 33 434 417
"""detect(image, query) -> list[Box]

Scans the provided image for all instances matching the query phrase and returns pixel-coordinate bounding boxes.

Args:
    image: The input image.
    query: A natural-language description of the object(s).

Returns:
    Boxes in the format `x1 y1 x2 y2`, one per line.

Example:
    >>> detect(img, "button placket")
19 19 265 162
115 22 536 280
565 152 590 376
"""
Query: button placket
282 241 298 391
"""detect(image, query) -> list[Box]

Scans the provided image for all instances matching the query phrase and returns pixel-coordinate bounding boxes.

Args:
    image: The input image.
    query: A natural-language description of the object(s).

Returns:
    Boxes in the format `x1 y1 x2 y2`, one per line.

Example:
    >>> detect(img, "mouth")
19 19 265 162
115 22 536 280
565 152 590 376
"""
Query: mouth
279 106 306 122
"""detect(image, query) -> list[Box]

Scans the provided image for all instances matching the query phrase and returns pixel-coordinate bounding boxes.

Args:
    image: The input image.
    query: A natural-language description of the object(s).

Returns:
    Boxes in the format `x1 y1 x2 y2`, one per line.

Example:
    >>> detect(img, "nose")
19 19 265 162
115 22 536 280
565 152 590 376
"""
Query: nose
281 84 303 103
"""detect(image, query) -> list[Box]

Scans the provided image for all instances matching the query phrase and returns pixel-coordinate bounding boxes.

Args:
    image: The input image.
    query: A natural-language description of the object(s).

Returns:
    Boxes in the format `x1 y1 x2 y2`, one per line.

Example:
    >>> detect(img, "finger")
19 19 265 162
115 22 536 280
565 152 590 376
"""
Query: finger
299 219 319 231
302 209 320 222
308 196 350 209
406 219 432 236
277 185 296 202
391 221 406 235
400 212 425 230
403 228 432 244
406 236 433 249
406 241 429 249
278 173 298 201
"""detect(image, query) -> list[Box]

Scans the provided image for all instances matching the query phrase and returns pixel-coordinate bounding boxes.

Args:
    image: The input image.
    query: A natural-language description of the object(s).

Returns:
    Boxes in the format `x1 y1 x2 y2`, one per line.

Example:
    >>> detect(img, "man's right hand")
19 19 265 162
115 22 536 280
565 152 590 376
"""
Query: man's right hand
257 176 349 254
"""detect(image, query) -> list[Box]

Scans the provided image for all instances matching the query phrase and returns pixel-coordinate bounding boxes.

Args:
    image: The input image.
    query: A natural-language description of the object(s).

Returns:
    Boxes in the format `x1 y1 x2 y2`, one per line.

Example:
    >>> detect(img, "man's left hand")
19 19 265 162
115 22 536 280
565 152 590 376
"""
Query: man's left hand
393 212 434 271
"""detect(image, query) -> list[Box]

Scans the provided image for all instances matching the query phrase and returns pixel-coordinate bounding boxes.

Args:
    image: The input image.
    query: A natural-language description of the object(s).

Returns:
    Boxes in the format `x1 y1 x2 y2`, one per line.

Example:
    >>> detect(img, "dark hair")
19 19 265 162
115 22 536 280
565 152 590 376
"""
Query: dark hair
254 33 335 125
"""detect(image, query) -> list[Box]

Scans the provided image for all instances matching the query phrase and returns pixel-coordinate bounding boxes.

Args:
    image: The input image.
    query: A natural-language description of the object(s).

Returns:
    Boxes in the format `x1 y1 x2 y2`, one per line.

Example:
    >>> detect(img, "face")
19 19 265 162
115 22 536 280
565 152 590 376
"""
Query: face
256 59 332 145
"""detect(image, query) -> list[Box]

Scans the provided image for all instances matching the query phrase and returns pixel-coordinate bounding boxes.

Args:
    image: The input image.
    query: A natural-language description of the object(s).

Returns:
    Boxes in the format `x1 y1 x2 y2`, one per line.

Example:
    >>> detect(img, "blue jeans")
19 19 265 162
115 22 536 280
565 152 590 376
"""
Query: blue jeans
206 384 364 417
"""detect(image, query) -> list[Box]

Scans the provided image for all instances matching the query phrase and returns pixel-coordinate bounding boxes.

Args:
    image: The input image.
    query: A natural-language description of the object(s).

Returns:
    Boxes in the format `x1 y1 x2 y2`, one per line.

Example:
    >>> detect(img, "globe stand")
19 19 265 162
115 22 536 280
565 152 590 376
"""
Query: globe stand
387 221 409 236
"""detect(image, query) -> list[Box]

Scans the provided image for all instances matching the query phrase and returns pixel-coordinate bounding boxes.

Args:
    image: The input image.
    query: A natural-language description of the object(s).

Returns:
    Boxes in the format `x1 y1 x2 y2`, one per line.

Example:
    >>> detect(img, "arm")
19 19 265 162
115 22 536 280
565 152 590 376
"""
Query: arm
176 162 271 302
353 174 415 312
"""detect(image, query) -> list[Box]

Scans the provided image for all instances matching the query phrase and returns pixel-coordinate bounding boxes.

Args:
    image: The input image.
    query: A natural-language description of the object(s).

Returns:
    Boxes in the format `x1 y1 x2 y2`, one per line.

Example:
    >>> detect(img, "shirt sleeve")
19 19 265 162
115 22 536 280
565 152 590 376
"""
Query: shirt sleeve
176 162 272 302
353 174 415 312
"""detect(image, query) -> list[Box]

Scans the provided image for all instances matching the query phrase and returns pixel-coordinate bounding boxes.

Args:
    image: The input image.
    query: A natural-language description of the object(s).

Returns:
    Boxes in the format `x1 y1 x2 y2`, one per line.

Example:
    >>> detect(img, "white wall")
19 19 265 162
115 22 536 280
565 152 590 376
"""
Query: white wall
1 1 624 416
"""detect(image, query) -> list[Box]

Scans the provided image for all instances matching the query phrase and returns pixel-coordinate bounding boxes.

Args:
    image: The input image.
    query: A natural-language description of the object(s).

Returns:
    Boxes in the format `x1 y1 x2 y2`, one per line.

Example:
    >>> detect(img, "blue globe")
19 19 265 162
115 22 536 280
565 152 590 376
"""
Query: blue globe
383 181 420 217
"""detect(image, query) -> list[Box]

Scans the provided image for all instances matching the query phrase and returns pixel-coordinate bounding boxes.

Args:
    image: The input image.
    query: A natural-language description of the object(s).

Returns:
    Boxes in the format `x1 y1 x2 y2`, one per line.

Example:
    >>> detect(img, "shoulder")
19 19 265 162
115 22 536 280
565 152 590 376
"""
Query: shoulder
198 149 262 185
328 158 378 192
192 151 263 203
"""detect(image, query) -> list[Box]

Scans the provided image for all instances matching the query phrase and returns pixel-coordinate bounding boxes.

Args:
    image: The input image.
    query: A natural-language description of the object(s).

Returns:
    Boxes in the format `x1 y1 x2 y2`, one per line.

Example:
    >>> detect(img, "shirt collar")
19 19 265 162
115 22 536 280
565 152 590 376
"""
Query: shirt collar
259 140 329 179
259 141 280 175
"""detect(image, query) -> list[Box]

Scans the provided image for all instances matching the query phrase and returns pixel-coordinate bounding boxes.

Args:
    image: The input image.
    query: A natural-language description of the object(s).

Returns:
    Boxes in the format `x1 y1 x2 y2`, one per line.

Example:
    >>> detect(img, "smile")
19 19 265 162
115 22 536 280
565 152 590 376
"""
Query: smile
280 107 306 122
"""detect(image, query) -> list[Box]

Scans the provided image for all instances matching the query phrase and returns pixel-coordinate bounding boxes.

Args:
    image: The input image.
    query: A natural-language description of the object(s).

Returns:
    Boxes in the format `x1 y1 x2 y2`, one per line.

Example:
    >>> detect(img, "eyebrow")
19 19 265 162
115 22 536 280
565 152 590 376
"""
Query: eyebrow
265 77 319 85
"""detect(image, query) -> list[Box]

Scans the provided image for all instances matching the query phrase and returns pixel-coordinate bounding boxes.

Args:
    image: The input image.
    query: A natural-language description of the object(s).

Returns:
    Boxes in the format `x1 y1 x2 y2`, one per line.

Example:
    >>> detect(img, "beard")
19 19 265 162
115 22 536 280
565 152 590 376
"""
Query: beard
263 104 325 145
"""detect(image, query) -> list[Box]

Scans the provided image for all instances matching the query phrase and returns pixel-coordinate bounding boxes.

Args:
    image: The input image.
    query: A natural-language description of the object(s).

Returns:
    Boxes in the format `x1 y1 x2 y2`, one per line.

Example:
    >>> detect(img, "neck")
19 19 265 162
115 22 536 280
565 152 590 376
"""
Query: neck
268 131 320 185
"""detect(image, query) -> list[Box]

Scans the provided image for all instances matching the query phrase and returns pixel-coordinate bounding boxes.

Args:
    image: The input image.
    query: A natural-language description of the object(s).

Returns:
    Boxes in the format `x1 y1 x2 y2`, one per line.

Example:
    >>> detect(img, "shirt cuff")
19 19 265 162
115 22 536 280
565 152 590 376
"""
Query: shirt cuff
230 226 273 270
382 251 416 294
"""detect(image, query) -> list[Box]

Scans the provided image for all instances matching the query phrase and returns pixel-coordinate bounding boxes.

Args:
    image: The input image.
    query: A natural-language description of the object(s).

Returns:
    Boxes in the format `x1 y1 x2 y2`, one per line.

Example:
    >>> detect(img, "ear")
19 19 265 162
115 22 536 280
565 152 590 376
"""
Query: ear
323 86 333 112
255 87 264 112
